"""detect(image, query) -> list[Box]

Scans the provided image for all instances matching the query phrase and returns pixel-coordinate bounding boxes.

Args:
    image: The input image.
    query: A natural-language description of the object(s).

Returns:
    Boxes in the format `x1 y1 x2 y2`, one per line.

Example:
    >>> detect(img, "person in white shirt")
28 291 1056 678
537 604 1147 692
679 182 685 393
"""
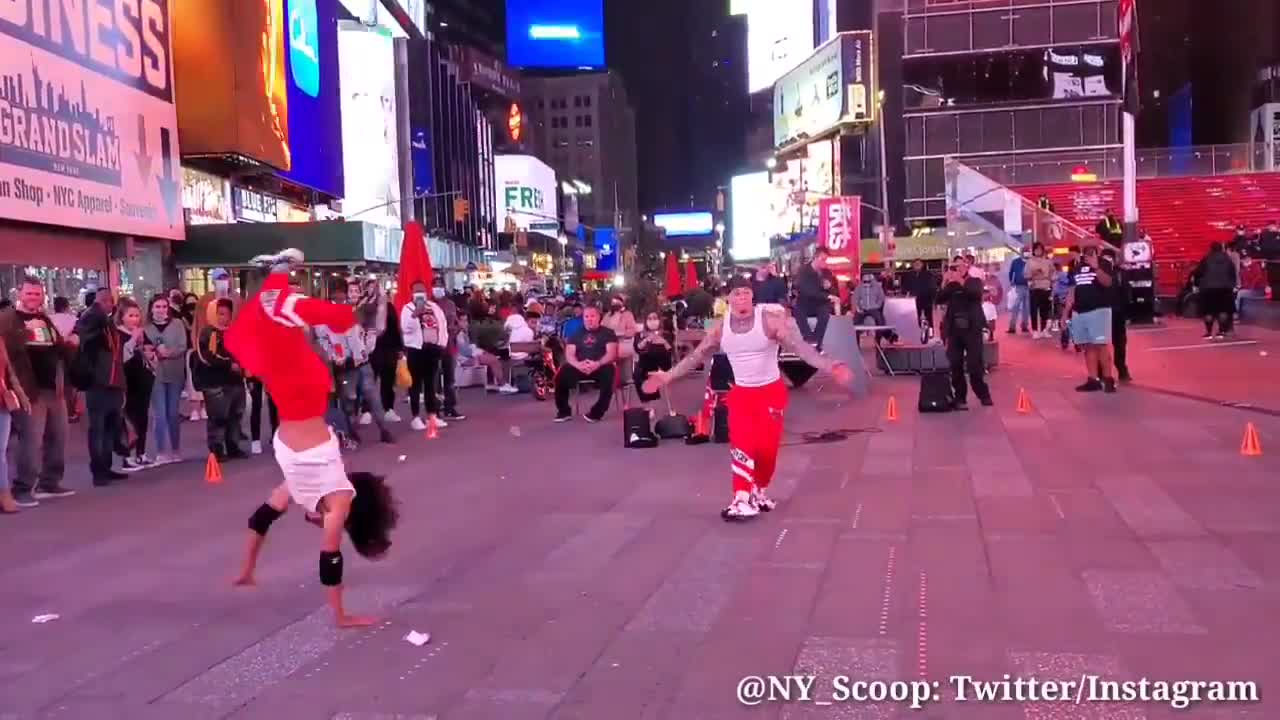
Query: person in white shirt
399 281 449 431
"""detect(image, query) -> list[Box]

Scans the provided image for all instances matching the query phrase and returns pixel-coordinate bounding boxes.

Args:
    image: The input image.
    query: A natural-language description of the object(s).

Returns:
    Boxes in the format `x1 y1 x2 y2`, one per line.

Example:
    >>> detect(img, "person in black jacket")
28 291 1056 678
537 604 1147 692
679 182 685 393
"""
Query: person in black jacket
793 249 836 350
752 263 789 306
362 279 404 422
937 262 992 409
1192 242 1238 340
904 260 938 340
1100 248 1131 382
73 288 128 485
194 299 247 460
114 298 156 471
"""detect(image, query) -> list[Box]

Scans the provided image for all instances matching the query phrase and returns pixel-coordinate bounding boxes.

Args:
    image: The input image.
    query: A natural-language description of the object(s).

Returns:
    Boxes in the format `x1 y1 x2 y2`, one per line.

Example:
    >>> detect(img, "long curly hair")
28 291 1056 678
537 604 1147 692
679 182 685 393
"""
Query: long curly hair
345 472 399 559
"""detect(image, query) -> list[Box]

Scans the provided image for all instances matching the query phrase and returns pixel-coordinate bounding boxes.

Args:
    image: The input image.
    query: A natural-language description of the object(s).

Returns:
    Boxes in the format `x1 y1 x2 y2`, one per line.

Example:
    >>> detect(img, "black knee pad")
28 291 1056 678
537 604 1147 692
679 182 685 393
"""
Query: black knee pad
319 550 344 586
248 503 284 535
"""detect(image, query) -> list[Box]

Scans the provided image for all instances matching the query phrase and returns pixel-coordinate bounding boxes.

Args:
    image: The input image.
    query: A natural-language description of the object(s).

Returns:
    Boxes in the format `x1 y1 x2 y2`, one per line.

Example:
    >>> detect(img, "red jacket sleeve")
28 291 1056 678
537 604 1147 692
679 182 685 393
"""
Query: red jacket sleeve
272 290 355 332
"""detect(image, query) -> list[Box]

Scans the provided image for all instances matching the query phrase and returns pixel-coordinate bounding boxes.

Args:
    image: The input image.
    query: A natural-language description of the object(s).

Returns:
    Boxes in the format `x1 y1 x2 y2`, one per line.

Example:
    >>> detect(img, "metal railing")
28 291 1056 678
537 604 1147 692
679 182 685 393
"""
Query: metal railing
964 143 1274 188
946 159 1108 252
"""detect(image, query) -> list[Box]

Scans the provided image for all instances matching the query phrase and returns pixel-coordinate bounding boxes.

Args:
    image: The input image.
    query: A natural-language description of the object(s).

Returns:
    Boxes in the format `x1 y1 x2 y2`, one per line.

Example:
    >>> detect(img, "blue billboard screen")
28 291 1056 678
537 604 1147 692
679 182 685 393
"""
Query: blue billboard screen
506 0 605 69
281 0 345 197
653 211 714 238
595 227 616 272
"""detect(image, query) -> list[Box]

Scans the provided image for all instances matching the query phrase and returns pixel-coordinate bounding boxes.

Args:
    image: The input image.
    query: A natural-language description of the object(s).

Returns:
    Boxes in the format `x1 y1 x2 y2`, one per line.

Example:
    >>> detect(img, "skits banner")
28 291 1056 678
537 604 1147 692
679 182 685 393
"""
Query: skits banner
817 196 860 270
0 0 184 240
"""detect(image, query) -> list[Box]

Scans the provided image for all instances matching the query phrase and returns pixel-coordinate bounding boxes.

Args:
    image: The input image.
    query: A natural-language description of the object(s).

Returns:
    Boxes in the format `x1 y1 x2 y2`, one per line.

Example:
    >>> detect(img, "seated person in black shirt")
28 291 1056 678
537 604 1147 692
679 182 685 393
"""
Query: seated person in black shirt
554 305 619 423
632 311 673 408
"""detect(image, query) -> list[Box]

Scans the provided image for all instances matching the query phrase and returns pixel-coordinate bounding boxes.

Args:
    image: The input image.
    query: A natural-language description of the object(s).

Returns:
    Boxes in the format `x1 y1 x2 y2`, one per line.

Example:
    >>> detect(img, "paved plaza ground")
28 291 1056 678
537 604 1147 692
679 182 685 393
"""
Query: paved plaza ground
1 318 1277 719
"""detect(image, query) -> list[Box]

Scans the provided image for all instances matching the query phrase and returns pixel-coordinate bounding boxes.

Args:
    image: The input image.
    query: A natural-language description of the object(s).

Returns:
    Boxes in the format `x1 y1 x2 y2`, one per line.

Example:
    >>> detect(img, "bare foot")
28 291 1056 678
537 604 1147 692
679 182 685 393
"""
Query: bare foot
232 574 257 587
336 614 378 628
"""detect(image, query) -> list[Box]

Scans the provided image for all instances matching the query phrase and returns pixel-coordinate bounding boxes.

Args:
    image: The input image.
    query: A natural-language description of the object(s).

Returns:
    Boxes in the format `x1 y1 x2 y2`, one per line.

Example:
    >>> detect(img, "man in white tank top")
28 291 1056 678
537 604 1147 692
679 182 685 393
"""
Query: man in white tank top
644 276 855 520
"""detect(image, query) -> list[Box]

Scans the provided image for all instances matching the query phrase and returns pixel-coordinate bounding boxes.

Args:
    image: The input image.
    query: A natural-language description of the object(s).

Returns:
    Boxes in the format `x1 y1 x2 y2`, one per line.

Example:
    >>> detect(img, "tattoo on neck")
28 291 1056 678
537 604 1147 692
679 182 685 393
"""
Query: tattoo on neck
729 314 753 333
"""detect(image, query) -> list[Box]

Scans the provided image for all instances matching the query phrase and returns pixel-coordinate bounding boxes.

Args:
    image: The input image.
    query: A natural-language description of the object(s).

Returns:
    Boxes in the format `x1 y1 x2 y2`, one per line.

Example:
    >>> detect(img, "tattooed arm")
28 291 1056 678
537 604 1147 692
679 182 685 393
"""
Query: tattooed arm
764 307 839 373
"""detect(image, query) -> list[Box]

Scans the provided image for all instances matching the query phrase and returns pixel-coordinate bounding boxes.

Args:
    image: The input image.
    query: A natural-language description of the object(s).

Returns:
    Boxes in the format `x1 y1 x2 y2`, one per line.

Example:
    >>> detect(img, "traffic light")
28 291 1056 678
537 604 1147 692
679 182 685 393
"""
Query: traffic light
453 197 470 220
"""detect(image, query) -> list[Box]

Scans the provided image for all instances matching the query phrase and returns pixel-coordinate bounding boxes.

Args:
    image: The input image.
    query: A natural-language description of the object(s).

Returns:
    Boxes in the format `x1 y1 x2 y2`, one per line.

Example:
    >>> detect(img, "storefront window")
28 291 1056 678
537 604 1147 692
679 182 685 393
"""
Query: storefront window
0 265 105 310
116 241 165 304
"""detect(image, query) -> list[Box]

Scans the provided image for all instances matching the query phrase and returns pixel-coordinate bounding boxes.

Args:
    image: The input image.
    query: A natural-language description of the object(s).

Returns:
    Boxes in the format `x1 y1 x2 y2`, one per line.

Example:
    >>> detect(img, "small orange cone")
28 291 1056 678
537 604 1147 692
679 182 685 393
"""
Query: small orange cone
1241 423 1262 456
205 453 223 484
886 395 899 422
425 416 439 440
1016 388 1032 414
693 410 709 437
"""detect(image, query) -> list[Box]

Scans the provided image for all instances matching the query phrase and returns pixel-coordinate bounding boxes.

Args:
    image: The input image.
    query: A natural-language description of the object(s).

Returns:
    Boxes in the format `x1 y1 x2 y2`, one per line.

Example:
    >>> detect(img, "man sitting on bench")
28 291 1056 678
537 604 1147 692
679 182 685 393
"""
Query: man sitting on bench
554 304 619 423
852 270 892 346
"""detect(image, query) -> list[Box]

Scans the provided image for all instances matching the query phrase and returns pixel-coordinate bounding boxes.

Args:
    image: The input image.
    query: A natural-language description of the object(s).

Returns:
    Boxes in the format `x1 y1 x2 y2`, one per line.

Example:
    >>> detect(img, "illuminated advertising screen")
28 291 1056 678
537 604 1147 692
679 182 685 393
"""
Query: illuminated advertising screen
496 155 558 232
747 0 814 93
767 139 838 238
506 0 605 69
339 25 399 227
0 0 184 240
730 173 771 260
773 32 874 148
174 0 291 172
280 0 344 197
653 212 714 238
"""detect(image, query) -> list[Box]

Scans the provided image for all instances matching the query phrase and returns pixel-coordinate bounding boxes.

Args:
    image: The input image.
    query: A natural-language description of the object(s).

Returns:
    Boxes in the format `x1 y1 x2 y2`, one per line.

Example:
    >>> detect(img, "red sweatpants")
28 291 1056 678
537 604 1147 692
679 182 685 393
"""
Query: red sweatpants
726 379 788 495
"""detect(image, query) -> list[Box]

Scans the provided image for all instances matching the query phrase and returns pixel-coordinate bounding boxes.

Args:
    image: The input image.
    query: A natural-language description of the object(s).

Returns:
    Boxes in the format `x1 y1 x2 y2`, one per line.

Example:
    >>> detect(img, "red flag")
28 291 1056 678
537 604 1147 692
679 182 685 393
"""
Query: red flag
664 253 682 299
683 259 698 293
395 221 434 312
1119 0 1140 116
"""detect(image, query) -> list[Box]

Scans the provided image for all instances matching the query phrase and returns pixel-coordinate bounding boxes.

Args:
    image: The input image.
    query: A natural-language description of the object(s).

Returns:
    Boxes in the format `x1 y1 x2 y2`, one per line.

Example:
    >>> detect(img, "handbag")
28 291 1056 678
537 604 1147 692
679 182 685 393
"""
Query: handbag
396 356 413 388
653 393 691 439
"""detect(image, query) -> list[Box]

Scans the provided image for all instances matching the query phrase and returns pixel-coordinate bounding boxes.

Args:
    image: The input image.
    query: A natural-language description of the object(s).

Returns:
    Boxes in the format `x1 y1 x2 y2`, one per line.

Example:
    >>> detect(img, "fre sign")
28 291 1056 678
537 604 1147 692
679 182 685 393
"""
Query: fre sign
818 197 861 266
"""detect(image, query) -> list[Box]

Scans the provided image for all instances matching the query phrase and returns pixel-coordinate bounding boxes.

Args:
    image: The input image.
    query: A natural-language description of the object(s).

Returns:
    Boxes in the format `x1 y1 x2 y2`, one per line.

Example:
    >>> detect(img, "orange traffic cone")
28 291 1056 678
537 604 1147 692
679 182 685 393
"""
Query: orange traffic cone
886 395 899 422
1241 422 1262 456
205 452 223 484
1016 388 1032 414
425 416 439 440
693 409 710 437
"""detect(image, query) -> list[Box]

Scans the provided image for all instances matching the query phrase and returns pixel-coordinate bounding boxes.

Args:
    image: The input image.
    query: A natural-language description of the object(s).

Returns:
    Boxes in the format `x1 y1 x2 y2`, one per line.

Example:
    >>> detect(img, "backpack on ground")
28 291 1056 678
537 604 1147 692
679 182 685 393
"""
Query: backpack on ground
918 373 953 413
623 407 658 448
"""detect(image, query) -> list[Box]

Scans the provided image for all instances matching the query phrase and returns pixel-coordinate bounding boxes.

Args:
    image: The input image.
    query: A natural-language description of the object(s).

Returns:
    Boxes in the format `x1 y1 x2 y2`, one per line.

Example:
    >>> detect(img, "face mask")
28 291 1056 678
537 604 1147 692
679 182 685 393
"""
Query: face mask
432 287 445 299
184 302 196 312
413 292 428 302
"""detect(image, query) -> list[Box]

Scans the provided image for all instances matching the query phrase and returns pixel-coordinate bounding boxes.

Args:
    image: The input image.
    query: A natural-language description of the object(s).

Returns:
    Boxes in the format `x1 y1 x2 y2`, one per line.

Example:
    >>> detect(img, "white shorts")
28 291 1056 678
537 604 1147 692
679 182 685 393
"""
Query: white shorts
274 431 354 512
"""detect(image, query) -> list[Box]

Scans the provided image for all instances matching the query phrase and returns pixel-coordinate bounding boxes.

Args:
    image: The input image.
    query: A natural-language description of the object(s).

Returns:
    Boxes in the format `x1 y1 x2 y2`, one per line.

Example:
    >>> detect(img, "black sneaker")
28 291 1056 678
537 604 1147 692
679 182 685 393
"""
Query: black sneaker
441 411 467 421
1118 370 1132 383
583 414 602 424
380 428 396 444
1076 379 1103 393
13 491 39 508
1102 378 1117 394
953 400 970 411
33 484 76 499
119 457 146 473
1202 332 1213 340
108 470 128 480
554 413 573 423
979 396 994 407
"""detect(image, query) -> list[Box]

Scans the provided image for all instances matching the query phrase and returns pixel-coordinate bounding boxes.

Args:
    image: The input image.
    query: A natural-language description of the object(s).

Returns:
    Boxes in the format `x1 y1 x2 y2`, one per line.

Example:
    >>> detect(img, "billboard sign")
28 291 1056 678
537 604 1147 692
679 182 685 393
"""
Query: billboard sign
817 196 861 269
461 47 522 98
653 212 714 238
746 0 814 93
281 0 345 197
730 172 771 260
506 0 606 69
774 32 873 148
0 0 184 239
232 186 280 223
183 168 232 226
496 154 558 232
339 25 400 227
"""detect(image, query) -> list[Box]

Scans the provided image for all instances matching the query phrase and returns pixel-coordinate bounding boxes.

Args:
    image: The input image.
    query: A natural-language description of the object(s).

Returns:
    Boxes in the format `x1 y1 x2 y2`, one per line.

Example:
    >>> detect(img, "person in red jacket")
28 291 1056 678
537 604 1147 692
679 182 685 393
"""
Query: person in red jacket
227 249 399 628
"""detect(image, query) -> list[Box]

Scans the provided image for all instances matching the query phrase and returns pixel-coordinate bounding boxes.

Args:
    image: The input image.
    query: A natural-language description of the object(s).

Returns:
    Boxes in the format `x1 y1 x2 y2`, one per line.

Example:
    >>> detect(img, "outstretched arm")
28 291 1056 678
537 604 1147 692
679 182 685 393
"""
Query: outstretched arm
765 308 838 373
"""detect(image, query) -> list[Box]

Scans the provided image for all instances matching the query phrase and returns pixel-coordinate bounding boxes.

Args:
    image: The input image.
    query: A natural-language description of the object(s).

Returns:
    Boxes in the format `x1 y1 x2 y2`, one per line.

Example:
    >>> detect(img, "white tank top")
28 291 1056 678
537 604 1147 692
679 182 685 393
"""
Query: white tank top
719 305 780 387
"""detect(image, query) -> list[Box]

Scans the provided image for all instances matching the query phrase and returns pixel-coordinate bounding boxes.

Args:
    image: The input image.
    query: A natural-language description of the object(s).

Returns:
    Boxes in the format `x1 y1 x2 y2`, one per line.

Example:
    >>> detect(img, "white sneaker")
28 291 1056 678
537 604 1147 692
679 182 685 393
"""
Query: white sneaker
199 408 208 420
251 440 263 455
358 412 373 426
498 384 519 395
751 488 777 512
721 491 760 521
410 417 427 431
384 409 402 423
189 411 201 422
431 416 449 429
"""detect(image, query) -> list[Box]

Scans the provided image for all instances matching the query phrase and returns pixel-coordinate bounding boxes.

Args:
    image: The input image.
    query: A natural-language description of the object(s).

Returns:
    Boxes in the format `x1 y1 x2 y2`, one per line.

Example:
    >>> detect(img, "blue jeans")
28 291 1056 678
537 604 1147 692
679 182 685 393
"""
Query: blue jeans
0 410 10 491
1008 285 1030 330
150 381 183 453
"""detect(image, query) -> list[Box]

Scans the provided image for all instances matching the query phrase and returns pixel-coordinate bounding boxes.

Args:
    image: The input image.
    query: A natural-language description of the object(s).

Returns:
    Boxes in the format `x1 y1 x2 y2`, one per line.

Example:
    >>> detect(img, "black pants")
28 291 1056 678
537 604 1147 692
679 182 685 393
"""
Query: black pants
853 308 889 344
914 296 934 327
555 363 616 419
946 332 989 404
407 345 443 417
633 350 672 403
1200 288 1234 334
204 383 246 454
1030 288 1053 332
374 353 398 413
85 387 124 478
796 303 830 350
1267 260 1280 301
247 379 279 442
437 350 458 414
116 381 152 457
1112 309 1129 374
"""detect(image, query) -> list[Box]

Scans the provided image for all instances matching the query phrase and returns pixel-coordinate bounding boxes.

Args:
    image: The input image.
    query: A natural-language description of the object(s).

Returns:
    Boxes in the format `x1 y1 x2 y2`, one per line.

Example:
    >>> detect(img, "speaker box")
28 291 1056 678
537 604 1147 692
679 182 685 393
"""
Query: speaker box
779 357 818 387
623 408 657 448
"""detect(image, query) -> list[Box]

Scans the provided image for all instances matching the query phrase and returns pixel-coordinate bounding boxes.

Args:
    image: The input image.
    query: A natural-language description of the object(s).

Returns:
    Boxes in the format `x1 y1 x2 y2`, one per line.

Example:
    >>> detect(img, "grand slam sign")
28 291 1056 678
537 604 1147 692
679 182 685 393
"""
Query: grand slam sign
0 0 183 240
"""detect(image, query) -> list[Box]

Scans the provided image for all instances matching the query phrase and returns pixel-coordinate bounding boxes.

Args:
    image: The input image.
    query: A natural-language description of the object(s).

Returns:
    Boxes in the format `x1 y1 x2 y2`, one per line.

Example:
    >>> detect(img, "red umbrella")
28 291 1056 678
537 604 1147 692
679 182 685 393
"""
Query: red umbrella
683 259 698 293
395 221 434 312
664 253 682 298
